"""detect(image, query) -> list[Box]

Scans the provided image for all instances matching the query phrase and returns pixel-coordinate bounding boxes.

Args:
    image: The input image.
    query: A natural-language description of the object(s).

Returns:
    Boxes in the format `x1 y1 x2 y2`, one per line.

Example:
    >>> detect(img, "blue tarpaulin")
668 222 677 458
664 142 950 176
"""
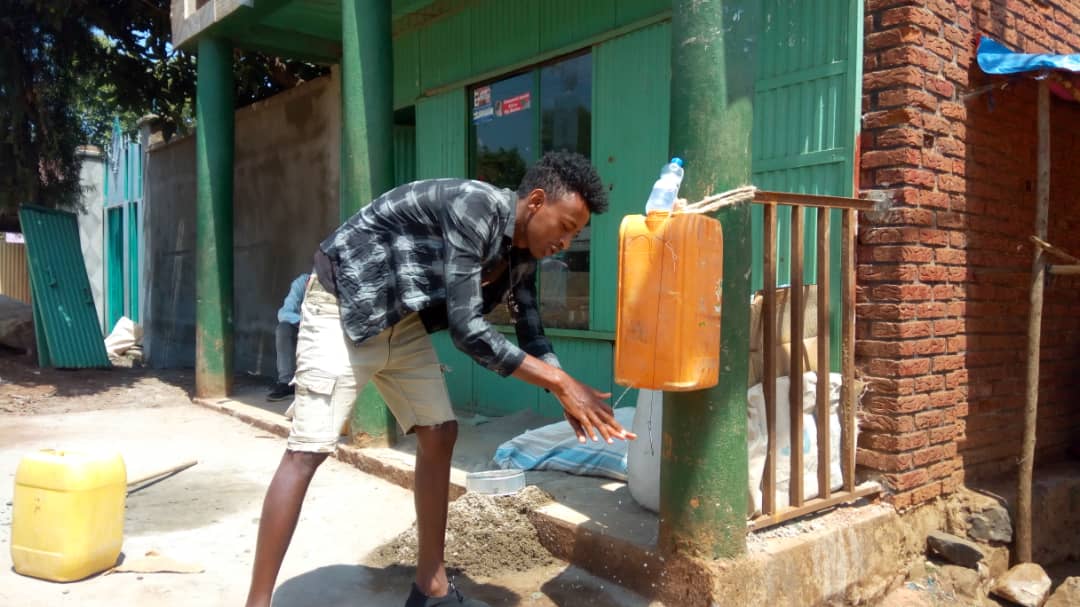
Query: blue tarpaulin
977 37 1080 103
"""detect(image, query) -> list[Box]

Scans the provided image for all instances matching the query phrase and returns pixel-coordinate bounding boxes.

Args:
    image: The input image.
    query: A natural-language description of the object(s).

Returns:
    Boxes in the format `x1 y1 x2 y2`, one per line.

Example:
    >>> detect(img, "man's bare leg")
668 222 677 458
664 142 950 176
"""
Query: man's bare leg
245 450 329 607
412 421 458 597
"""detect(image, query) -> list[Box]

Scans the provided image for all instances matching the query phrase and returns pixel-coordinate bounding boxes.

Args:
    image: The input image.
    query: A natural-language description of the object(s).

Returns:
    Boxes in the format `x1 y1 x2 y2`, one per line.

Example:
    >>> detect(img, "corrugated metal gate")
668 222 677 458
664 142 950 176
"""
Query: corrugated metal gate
19 205 111 368
104 118 144 332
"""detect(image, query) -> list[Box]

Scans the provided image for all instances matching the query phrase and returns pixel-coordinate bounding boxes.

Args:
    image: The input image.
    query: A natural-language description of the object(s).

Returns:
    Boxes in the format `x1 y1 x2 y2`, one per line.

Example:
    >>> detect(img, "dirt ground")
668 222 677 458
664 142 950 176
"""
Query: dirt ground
0 350 658 607
369 487 559 578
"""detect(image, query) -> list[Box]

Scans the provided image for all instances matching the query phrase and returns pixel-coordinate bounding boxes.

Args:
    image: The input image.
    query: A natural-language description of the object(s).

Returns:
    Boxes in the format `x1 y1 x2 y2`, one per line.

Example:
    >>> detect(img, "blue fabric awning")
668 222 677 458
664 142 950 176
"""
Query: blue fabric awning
977 37 1080 102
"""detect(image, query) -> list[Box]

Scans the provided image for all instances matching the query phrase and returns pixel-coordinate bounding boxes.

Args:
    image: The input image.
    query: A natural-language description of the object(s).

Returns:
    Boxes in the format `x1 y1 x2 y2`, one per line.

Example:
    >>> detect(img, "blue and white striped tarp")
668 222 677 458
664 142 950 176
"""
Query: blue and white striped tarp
492 407 636 481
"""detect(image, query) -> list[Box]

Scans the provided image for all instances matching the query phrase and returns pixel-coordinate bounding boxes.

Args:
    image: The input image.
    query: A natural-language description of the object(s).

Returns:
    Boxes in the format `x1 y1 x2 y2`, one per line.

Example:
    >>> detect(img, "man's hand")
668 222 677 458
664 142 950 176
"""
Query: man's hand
510 354 637 444
553 375 637 444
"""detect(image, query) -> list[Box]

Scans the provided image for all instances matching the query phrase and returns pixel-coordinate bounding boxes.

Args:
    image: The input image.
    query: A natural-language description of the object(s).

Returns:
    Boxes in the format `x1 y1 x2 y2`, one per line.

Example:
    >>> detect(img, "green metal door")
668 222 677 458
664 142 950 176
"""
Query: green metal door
104 119 144 331
751 0 862 365
416 89 478 409
400 2 862 415
106 207 124 331
590 21 671 333
393 124 417 185
416 90 467 179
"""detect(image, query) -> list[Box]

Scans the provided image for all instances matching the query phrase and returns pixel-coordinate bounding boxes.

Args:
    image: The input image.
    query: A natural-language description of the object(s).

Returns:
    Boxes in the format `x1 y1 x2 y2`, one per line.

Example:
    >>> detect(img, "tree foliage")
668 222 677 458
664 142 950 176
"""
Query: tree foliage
0 0 328 213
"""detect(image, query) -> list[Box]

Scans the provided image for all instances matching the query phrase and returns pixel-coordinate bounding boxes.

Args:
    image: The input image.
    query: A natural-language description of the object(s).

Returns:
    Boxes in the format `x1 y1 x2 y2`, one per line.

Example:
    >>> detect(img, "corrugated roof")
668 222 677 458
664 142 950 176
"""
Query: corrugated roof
19 205 111 368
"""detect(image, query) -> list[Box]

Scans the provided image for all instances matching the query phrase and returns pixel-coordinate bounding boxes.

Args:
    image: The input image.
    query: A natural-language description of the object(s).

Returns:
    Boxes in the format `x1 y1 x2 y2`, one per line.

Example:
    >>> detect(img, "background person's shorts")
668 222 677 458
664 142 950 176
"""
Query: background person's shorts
286 277 454 453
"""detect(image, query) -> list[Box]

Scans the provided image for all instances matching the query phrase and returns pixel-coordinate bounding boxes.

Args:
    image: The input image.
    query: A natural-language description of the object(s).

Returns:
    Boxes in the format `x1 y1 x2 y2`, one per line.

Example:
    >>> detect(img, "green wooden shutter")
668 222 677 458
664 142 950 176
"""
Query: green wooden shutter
393 124 417 186
590 21 671 333
416 89 467 179
417 88 473 407
751 0 862 366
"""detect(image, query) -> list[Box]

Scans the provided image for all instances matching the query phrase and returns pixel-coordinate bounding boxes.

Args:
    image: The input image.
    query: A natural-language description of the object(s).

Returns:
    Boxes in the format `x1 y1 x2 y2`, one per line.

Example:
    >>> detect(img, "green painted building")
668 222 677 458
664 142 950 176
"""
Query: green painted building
168 0 859 410
388 0 863 418
171 0 863 560
171 0 861 418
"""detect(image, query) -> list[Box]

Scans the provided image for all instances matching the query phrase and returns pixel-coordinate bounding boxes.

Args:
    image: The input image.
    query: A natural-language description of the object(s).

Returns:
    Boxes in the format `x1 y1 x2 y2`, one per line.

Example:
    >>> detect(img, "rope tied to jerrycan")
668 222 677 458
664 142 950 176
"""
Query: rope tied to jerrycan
673 185 758 214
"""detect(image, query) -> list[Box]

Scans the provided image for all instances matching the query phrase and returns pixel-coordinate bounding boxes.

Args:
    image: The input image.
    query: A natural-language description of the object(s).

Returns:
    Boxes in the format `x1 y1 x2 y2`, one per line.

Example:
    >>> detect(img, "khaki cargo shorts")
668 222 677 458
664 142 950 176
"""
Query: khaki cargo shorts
286 276 454 453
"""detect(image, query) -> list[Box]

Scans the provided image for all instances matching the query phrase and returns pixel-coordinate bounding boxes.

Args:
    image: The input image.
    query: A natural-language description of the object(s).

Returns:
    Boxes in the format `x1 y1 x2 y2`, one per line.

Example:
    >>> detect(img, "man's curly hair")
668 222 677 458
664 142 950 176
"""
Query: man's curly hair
517 151 608 214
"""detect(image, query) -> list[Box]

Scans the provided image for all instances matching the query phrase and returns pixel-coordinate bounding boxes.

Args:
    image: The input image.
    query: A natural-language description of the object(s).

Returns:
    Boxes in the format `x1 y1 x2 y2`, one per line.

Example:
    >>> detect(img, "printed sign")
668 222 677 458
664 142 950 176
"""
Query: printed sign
496 92 531 117
473 86 491 108
4 232 24 244
472 104 494 124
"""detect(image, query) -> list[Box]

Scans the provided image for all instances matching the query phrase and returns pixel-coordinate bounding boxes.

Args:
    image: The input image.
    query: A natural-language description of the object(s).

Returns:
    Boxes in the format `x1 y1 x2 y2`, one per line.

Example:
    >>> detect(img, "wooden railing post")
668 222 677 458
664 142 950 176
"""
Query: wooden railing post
817 209 832 500
748 193 874 529
763 204 778 516
789 207 805 507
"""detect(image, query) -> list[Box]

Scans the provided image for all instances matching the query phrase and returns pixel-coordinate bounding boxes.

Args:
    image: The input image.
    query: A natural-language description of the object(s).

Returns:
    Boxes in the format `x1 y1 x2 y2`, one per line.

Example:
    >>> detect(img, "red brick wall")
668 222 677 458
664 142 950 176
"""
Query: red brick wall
858 0 1080 508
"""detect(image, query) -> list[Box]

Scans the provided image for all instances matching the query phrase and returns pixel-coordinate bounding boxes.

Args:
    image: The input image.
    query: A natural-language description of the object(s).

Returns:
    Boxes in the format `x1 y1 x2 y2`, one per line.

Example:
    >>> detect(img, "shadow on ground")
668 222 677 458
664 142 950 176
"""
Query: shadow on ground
272 564 522 607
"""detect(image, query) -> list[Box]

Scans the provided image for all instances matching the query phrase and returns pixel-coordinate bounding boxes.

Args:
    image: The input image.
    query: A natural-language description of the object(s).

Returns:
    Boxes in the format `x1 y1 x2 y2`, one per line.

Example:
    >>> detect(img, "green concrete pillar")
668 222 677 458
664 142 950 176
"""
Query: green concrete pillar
341 0 397 441
659 0 758 560
341 0 394 219
195 37 234 399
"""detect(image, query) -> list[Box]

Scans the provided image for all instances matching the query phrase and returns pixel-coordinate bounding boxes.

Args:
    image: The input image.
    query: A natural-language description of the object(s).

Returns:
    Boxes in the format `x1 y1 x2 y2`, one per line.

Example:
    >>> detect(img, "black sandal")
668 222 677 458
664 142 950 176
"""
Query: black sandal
404 577 491 607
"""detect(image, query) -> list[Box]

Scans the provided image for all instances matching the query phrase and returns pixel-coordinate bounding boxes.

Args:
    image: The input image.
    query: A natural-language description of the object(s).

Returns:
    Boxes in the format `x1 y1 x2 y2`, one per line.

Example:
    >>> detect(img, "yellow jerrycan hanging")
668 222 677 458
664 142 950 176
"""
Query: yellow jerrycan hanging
11 449 126 582
615 211 724 391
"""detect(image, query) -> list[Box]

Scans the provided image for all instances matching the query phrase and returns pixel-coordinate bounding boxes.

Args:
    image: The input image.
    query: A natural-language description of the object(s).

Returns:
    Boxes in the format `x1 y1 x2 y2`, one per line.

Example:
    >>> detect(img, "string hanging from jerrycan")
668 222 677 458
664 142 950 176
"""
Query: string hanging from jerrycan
614 186 757 391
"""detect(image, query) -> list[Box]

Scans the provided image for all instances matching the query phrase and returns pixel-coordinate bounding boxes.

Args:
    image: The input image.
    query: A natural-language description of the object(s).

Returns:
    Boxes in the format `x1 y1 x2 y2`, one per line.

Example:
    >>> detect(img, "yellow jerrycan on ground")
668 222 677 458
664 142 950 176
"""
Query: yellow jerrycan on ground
615 210 724 391
11 449 126 581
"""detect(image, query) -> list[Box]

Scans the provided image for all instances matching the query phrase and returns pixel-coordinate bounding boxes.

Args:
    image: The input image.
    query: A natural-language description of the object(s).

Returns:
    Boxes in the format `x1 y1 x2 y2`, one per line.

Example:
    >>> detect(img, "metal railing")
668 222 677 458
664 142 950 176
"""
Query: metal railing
749 190 879 530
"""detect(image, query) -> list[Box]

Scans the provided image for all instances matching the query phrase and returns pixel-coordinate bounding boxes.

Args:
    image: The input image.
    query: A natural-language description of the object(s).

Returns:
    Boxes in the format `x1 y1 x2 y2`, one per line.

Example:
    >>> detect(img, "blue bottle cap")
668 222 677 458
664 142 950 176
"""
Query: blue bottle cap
670 157 684 167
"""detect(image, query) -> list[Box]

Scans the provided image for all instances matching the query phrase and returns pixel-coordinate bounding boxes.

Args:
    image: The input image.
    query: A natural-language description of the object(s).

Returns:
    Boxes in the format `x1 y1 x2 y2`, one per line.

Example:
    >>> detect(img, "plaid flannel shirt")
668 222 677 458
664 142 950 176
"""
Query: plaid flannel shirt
318 178 559 376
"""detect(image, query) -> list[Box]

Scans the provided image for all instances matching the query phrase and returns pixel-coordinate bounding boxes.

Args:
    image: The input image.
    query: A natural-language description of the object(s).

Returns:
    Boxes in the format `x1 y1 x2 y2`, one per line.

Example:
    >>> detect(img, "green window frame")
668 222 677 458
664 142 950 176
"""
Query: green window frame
468 51 595 332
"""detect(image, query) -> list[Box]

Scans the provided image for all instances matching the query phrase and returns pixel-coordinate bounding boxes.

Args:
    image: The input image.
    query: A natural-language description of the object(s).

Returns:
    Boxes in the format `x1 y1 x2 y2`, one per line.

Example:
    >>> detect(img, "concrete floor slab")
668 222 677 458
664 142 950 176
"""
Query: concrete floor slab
1 369 658 607
209 388 914 606
0 404 417 606
178 381 1080 606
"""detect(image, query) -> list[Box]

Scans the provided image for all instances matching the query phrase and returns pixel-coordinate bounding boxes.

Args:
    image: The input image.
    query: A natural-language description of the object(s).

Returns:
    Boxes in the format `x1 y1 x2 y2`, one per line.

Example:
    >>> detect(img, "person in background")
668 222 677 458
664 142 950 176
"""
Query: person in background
267 273 310 401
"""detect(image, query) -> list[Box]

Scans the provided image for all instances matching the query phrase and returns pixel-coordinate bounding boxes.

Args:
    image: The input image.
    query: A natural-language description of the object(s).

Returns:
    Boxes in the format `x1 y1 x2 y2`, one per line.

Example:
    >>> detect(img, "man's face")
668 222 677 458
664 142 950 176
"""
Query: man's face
521 188 590 259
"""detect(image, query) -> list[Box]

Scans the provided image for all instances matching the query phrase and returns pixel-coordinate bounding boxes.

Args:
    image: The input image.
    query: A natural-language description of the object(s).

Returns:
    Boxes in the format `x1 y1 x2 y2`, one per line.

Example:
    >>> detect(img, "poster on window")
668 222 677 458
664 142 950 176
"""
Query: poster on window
473 86 491 108
495 92 531 117
472 104 494 124
472 85 494 124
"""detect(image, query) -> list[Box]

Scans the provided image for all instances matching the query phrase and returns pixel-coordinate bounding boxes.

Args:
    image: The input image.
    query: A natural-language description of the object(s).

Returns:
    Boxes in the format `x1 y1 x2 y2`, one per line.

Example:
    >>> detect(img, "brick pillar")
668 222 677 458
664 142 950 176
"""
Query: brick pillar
859 0 1080 507
857 0 969 508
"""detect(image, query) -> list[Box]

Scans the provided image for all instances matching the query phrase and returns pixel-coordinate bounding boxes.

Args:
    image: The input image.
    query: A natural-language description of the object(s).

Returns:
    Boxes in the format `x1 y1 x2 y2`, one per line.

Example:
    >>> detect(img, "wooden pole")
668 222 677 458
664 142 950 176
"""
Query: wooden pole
817 209 832 500
1048 265 1080 275
127 460 198 488
841 209 856 492
1029 235 1080 264
763 204 778 516
790 208 805 507
1017 78 1050 564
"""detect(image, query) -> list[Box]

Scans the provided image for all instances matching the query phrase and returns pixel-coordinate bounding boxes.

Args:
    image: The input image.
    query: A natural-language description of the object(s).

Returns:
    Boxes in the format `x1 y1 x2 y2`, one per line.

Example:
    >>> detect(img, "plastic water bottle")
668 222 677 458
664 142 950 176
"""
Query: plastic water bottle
644 157 684 214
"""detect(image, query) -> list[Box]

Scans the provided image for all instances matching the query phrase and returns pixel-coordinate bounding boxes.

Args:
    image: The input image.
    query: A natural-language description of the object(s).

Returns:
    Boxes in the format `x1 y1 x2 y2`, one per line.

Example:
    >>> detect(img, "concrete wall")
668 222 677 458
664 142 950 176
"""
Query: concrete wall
144 132 197 367
145 72 341 375
76 146 106 333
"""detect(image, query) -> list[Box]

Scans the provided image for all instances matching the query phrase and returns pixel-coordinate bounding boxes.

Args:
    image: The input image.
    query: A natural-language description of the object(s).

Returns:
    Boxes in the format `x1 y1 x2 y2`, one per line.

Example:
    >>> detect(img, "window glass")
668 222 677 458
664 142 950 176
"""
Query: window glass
539 53 591 330
472 72 535 325
470 52 592 330
473 72 535 189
